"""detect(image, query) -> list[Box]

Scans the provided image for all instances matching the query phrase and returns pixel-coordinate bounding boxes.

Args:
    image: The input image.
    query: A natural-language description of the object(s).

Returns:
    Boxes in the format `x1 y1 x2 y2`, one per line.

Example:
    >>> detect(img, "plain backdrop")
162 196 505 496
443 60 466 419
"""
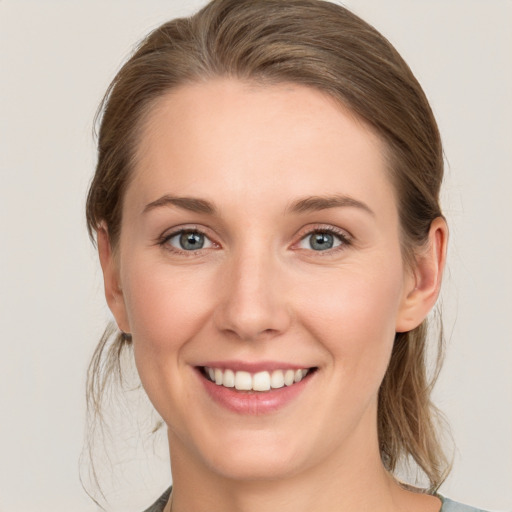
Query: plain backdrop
1 1 511 511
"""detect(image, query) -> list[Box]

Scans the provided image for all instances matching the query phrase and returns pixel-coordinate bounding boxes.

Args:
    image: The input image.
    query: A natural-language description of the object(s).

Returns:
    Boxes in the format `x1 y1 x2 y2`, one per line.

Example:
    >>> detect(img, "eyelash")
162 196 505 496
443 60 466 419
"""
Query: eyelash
296 226 352 254
157 226 217 257
157 225 352 256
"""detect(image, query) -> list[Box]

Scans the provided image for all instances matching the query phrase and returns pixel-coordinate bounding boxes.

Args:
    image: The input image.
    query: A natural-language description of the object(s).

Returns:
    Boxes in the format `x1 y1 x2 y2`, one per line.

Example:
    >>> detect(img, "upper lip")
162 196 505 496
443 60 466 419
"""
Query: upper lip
197 360 314 372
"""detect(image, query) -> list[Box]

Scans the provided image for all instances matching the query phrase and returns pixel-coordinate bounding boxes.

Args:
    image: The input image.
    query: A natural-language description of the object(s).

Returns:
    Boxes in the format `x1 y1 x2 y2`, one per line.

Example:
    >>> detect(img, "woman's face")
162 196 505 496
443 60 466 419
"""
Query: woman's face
102 79 427 481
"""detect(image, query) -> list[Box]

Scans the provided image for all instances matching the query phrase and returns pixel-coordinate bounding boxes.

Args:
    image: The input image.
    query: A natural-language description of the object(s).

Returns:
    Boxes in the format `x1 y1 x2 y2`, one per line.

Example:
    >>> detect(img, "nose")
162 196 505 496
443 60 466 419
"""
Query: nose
213 248 292 342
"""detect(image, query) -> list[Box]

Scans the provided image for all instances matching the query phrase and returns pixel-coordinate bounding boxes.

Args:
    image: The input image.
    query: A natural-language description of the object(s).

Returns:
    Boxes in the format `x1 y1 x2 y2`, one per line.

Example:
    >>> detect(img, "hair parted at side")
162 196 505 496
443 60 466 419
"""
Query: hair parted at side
85 0 451 492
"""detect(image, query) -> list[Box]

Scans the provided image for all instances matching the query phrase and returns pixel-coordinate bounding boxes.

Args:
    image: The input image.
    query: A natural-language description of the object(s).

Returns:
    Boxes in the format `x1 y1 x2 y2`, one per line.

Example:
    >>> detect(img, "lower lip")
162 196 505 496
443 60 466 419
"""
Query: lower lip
197 369 314 415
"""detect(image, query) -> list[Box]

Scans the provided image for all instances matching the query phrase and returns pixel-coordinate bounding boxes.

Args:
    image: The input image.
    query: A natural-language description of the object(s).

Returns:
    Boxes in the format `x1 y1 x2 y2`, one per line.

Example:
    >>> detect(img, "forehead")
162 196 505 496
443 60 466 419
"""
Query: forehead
128 79 395 217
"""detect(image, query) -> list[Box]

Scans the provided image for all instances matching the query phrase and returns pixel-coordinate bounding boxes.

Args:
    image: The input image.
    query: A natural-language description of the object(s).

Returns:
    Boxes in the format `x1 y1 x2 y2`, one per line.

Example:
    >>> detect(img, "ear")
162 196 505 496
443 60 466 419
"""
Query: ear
396 217 448 333
97 225 130 333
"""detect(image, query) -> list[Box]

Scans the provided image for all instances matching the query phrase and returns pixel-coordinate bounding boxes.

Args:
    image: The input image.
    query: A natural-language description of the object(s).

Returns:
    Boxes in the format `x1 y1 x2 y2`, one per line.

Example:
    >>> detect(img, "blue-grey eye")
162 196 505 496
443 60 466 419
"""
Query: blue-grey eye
167 230 213 251
298 231 344 251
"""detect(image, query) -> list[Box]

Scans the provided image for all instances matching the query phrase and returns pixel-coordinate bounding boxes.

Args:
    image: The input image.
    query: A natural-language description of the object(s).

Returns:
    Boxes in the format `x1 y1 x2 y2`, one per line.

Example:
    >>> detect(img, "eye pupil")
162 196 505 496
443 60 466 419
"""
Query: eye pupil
310 232 334 251
180 231 204 250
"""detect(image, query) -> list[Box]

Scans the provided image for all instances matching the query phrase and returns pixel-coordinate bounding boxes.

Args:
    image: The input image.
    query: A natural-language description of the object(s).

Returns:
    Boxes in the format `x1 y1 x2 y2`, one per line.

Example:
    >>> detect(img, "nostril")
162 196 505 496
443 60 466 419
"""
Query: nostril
212 277 292 341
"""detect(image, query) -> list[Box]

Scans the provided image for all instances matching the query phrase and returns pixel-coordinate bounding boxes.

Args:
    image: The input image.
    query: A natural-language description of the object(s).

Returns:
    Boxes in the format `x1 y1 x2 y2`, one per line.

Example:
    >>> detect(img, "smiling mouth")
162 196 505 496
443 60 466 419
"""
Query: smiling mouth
200 366 317 393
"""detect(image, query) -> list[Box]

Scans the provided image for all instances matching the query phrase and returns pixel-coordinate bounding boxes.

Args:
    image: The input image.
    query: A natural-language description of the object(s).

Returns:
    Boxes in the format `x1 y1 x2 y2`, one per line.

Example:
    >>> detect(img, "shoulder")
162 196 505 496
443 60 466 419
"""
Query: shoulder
439 495 492 512
142 487 172 512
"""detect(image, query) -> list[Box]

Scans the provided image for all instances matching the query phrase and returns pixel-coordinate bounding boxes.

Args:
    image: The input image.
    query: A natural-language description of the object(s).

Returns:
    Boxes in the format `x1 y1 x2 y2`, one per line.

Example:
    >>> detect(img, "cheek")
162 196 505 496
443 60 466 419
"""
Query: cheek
297 258 405 377
120 261 221 422
120 261 217 401
123 263 212 345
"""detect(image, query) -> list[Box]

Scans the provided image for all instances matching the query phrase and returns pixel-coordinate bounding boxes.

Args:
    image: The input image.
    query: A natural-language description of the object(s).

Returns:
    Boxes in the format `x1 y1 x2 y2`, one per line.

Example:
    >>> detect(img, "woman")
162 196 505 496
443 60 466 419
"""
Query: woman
85 1 487 511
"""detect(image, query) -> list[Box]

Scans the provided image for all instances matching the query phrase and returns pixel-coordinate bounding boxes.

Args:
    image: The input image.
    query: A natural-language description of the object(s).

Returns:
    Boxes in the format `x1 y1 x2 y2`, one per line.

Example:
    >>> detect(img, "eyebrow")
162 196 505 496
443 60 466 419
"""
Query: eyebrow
142 193 374 217
143 195 216 215
287 194 375 216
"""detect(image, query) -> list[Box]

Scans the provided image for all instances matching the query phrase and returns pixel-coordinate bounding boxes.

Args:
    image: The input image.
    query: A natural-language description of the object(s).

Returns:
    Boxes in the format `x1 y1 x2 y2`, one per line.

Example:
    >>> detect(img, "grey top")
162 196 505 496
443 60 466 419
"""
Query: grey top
143 487 490 512
440 496 490 512
143 487 171 512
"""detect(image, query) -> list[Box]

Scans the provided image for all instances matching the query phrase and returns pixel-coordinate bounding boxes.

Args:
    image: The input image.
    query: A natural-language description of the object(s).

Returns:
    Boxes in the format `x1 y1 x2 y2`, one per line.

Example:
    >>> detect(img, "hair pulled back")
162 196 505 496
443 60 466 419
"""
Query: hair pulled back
86 0 450 492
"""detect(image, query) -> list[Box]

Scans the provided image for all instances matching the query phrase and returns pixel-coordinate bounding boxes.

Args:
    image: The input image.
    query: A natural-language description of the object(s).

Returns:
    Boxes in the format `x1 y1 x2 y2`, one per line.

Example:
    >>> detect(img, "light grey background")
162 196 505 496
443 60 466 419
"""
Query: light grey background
0 1 511 511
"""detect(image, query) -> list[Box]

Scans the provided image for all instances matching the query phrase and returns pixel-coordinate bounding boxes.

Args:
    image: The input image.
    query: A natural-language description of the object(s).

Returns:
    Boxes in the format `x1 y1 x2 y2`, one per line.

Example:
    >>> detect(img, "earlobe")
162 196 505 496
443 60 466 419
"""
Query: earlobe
97 226 130 333
396 217 448 333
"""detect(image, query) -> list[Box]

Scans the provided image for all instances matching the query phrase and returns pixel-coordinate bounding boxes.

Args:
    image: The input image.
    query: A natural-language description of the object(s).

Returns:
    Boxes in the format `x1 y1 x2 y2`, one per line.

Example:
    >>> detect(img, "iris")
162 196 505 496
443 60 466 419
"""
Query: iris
179 231 205 250
309 232 335 251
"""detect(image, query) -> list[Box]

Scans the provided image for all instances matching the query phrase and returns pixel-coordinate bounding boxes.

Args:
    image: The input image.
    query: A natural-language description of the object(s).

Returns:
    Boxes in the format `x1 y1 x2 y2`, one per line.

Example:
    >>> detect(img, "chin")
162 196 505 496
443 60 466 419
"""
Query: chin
173 422 314 482
205 445 306 482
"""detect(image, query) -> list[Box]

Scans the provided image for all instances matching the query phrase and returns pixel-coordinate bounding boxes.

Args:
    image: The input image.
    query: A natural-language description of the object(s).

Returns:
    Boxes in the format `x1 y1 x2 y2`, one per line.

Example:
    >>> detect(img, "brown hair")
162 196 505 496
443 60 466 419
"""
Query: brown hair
85 0 450 493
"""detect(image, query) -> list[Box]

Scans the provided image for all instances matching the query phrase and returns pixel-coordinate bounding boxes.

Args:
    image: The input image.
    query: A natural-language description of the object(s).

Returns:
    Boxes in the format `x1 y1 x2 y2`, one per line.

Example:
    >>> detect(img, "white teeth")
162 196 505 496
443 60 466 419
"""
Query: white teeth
204 366 311 392
253 371 271 391
234 371 252 391
223 368 235 388
270 370 285 389
284 369 295 386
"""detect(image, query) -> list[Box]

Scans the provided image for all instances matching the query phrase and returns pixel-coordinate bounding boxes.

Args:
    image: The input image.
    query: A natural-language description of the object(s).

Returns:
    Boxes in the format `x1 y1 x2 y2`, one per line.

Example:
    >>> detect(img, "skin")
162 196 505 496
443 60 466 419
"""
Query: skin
98 79 447 512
